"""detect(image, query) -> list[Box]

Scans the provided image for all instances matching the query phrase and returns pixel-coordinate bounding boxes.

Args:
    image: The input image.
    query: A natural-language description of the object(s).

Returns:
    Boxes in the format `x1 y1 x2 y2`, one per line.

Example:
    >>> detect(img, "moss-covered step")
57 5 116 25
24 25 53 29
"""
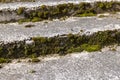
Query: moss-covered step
0 29 119 59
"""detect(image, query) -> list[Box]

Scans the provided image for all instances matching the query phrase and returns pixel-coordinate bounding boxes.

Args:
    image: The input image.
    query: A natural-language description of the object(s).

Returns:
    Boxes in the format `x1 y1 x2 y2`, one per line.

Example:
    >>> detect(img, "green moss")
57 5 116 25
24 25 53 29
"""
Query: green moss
0 58 11 63
67 44 101 53
78 13 97 17
31 58 40 63
31 17 41 22
43 11 49 19
41 5 47 10
2 1 116 23
81 44 89 49
18 19 23 24
67 47 83 53
85 45 101 52
97 2 105 9
32 12 37 17
80 44 101 52
32 37 47 43
17 7 25 15
37 12 43 17
0 30 119 59
18 19 31 24
98 15 107 18
0 1 119 23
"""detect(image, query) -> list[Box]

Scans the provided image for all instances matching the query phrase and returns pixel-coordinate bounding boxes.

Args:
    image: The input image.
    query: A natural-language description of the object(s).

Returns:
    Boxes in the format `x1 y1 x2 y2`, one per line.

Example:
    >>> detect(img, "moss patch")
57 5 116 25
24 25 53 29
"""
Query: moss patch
0 30 119 59
0 58 11 63
81 44 101 52
1 1 120 23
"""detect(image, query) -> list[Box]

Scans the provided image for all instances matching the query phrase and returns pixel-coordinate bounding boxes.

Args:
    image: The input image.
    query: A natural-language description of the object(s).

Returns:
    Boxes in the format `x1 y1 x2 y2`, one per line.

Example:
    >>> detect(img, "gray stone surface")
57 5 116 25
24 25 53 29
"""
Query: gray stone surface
0 0 117 22
0 48 120 80
0 17 120 43
0 11 24 22
0 1 120 80
0 0 118 10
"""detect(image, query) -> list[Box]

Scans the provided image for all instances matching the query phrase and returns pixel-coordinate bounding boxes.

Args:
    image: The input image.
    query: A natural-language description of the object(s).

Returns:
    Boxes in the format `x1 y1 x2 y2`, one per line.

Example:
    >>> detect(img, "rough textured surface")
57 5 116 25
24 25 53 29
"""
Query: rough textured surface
0 0 120 80
0 47 120 80
0 0 118 10
0 11 24 22
0 0 119 22
0 1 120 80
0 16 120 43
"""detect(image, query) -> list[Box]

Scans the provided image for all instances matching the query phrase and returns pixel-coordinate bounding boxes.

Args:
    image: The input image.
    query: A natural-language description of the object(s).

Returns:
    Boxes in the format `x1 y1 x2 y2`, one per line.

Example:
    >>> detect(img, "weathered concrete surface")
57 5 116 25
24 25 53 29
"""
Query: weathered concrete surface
0 0 118 10
0 1 120 80
0 0 118 22
0 11 24 22
0 16 120 43
0 47 120 80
